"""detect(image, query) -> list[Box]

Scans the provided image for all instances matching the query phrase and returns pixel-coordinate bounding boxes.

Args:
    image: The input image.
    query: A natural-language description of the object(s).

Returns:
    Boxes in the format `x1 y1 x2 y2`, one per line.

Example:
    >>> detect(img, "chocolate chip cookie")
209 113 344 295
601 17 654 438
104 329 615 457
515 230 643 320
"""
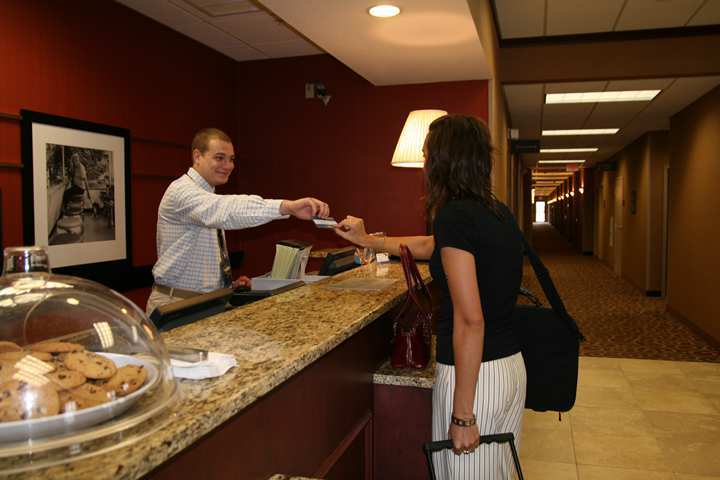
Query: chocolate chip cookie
0 380 60 421
31 341 85 354
63 352 117 380
101 365 147 397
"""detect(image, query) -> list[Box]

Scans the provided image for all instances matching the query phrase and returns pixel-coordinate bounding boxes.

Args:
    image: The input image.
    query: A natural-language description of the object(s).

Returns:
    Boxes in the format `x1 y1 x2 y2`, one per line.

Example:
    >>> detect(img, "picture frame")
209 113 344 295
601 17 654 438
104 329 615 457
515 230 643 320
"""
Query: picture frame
21 110 132 276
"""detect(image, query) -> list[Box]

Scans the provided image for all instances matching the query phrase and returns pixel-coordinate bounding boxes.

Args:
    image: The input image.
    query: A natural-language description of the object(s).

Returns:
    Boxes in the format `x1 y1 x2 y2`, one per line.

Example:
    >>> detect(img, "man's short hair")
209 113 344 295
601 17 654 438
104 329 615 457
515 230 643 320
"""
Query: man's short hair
191 128 232 154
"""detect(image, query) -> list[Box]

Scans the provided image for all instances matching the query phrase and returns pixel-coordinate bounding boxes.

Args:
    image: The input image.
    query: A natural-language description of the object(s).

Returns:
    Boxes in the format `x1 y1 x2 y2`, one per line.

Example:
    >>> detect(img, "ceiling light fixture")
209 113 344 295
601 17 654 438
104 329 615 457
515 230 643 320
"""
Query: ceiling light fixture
540 148 598 153
368 4 400 17
542 128 619 136
545 90 661 104
538 160 586 164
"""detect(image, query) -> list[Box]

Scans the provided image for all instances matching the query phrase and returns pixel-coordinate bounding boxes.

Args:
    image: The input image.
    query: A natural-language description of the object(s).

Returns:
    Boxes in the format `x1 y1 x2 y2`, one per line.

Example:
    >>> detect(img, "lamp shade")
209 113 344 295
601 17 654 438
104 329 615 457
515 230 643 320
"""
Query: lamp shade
391 109 447 168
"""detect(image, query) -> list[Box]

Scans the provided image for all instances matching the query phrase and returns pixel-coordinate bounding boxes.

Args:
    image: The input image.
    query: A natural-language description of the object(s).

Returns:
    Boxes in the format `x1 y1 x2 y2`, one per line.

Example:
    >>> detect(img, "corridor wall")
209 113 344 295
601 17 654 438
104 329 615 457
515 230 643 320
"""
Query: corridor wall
667 85 720 344
594 132 668 294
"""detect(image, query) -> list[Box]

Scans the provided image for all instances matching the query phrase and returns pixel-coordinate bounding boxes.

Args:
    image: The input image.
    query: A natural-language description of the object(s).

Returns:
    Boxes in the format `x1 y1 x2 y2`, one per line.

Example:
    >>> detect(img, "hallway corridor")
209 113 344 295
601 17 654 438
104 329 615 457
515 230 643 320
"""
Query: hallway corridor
523 223 719 362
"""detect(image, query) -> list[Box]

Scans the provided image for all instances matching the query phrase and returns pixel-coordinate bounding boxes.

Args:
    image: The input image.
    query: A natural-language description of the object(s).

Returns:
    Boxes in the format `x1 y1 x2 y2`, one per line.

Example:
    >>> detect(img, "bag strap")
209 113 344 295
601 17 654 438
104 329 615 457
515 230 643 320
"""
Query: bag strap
400 244 432 298
514 224 584 341
399 244 432 313
519 234 569 317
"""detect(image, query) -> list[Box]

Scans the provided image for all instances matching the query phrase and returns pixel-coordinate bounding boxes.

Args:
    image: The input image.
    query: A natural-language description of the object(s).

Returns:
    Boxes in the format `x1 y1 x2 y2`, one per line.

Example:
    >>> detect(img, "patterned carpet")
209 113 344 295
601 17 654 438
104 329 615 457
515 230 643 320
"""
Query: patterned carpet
522 223 720 362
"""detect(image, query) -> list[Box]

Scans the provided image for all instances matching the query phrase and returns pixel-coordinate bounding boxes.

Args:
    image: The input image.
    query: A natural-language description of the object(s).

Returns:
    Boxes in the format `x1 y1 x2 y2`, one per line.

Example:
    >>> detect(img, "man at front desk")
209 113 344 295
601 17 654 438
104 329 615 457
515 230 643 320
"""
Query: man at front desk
145 128 330 316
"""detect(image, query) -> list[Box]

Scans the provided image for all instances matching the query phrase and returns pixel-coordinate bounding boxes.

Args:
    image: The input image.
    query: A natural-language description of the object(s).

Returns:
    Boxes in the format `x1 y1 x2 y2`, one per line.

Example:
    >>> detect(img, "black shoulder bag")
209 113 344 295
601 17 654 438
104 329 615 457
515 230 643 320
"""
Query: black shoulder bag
513 233 585 413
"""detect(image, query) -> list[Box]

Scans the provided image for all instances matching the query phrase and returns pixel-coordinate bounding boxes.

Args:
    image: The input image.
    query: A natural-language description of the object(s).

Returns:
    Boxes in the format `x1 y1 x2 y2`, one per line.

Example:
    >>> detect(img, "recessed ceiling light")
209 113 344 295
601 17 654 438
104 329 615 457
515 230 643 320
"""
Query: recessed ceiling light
542 128 619 136
545 90 661 104
368 4 400 17
538 160 587 164
540 148 597 153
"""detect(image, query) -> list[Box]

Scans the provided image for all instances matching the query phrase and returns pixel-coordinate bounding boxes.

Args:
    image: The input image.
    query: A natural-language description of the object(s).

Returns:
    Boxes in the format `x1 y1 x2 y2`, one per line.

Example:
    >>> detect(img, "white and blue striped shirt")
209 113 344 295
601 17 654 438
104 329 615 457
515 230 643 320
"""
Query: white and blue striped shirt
152 168 285 292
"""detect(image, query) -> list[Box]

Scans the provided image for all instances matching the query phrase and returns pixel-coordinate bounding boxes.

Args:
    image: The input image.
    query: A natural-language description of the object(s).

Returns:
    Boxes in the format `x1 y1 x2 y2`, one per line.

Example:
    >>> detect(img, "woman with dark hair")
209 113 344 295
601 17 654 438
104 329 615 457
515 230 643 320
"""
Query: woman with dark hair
335 114 526 479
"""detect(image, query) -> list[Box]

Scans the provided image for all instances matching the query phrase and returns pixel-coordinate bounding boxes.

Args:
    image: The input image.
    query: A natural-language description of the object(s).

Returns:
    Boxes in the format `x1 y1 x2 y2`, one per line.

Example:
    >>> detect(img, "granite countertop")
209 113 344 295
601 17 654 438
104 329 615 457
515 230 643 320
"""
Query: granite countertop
3 262 429 479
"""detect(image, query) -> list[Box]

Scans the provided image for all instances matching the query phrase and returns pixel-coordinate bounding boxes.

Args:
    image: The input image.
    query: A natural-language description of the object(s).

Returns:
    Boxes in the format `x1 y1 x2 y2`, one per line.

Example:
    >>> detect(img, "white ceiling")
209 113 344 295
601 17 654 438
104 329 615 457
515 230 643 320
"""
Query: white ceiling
507 76 720 193
116 0 492 85
257 0 491 85
495 0 720 39
115 0 322 61
507 76 720 163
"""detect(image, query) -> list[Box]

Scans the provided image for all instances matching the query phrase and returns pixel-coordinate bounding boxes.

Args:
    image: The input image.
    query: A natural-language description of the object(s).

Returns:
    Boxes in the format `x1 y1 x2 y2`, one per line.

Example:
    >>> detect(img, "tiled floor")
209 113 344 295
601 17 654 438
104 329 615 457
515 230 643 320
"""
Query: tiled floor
518 356 720 479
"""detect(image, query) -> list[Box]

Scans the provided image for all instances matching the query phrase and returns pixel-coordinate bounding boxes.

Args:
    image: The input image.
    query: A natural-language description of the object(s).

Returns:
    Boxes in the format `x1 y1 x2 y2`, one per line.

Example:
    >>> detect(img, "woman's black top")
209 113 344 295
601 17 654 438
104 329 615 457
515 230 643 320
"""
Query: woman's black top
429 200 523 365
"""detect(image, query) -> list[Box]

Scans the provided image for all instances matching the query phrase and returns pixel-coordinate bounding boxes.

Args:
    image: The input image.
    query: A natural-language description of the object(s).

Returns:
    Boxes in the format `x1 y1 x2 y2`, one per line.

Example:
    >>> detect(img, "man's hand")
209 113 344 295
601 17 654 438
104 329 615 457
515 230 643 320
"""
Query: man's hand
232 276 251 289
333 216 371 247
280 198 329 220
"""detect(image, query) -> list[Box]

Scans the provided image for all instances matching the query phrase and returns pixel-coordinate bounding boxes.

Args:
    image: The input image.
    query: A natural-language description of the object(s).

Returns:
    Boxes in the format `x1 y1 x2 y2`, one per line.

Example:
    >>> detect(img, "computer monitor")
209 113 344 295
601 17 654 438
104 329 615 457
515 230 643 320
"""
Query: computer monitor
149 287 233 331
319 246 359 276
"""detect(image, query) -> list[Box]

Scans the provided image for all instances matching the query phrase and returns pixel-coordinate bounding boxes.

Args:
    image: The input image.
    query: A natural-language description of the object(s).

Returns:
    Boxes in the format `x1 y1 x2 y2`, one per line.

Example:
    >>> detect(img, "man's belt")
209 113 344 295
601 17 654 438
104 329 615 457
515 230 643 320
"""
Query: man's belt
153 283 202 299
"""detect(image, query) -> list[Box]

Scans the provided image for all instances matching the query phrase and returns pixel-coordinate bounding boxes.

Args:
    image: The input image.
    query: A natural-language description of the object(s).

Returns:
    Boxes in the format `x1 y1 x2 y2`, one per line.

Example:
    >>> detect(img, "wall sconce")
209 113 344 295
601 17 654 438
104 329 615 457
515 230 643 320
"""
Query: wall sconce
579 187 585 194
305 82 332 106
391 109 447 168
570 191 575 197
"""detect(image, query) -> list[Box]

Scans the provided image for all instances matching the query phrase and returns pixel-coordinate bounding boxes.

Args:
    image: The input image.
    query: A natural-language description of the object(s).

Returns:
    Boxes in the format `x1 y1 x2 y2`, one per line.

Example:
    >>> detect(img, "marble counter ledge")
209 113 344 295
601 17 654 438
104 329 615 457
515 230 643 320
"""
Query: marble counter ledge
373 360 435 389
373 336 437 389
3 261 429 480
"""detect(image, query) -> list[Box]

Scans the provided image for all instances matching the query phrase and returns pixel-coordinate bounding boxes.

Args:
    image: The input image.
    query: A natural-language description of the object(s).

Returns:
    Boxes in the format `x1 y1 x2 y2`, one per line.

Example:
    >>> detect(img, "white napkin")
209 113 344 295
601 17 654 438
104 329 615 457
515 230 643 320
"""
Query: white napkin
171 352 237 380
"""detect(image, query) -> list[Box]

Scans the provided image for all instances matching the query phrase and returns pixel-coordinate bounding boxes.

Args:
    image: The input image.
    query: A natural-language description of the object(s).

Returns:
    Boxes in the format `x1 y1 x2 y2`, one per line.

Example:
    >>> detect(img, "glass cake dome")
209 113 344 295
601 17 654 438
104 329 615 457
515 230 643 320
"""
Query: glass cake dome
0 246 178 473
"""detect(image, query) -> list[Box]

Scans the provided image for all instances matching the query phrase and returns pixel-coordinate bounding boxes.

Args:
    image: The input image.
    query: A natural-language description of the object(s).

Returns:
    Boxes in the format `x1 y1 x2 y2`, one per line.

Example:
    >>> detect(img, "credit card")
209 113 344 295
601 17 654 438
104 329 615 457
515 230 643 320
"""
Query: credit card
313 217 338 228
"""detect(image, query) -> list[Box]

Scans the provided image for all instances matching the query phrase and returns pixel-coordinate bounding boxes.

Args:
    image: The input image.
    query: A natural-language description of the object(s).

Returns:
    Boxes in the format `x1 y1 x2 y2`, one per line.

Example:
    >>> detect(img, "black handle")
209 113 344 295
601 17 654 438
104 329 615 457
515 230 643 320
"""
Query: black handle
423 433 524 480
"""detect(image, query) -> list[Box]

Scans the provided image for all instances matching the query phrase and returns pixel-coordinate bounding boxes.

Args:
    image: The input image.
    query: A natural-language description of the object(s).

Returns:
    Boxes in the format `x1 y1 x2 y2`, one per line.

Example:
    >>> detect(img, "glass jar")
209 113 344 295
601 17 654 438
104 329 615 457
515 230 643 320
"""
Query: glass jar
2 246 50 275
355 232 386 265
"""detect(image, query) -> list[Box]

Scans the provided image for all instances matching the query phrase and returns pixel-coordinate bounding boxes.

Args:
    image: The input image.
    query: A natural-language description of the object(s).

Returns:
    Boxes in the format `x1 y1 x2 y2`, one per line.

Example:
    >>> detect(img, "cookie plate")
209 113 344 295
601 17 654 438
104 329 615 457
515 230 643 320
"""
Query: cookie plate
0 353 159 443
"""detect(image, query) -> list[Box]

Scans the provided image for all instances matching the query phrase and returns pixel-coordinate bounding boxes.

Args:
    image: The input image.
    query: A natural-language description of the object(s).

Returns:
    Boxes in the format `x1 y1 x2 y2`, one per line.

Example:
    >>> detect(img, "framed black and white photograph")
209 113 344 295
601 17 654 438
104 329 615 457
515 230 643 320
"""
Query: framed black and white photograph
21 110 131 272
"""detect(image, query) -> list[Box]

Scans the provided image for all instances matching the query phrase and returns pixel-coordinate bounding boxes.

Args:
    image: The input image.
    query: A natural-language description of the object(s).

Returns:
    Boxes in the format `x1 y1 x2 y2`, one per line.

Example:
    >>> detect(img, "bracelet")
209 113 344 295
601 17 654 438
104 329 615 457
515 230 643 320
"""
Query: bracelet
451 414 476 427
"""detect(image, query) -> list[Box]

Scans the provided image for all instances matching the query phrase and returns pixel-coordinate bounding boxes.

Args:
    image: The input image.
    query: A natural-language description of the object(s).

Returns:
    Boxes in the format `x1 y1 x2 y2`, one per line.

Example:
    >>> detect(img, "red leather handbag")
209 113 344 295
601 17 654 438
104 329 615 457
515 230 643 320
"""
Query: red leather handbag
390 244 433 369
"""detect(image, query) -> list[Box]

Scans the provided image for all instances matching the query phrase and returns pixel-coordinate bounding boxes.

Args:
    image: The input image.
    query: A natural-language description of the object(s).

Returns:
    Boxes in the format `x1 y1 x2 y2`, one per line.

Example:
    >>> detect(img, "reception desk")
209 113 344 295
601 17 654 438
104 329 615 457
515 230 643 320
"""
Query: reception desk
6 262 430 479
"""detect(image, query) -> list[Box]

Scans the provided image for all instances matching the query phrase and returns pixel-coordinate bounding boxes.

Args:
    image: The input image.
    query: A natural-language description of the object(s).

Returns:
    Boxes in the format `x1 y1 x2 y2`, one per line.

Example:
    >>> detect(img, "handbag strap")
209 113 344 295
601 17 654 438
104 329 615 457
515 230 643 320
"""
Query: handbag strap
399 244 432 312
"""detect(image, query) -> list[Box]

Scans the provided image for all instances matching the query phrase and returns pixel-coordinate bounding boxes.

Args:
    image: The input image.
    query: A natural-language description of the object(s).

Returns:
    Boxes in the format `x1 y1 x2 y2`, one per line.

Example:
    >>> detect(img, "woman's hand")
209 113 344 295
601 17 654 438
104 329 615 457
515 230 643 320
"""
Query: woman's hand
449 422 480 456
333 215 371 247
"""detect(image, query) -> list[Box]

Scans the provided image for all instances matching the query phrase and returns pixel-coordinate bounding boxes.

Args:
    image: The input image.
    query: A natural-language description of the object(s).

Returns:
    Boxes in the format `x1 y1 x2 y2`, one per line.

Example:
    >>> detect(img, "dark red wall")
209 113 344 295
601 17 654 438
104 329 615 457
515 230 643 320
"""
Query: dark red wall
0 0 489 304
233 56 488 275
0 0 236 263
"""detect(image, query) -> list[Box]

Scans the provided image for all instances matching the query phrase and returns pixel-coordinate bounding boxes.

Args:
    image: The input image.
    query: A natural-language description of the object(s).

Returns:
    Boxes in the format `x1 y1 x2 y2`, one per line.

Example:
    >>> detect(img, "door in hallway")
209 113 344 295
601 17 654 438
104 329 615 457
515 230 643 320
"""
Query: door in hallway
614 176 624 276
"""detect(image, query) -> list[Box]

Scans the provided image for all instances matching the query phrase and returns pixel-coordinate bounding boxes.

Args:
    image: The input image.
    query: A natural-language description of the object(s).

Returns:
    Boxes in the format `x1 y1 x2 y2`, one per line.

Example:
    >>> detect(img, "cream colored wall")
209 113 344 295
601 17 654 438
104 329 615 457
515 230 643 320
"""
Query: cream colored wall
595 133 668 293
581 168 595 254
619 136 650 291
647 132 669 292
667 85 720 343
468 0 510 205
596 170 615 266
